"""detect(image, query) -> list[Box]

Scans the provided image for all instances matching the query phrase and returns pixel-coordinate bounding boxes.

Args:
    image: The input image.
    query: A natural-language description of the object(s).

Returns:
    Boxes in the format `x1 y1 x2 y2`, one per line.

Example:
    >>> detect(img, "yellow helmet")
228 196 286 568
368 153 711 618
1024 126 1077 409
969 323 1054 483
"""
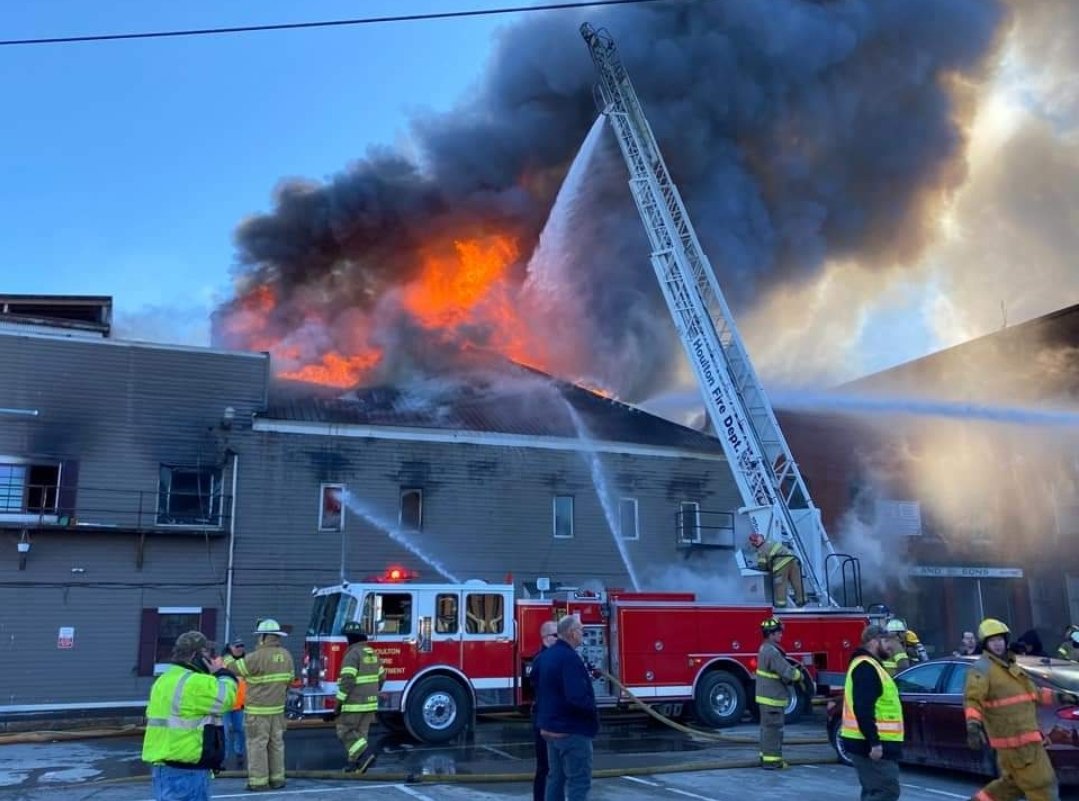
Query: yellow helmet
904 629 920 646
977 618 1009 642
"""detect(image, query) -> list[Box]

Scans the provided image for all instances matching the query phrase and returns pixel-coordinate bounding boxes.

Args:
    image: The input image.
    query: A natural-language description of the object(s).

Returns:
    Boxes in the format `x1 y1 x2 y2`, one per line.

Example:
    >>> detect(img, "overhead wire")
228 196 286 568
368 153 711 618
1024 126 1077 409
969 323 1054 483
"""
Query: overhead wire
0 0 676 48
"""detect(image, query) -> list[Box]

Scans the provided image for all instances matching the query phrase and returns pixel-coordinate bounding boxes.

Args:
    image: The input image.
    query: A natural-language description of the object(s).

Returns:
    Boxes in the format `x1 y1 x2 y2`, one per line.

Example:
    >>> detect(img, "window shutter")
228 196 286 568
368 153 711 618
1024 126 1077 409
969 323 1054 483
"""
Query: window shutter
58 460 79 520
137 609 159 676
200 608 218 645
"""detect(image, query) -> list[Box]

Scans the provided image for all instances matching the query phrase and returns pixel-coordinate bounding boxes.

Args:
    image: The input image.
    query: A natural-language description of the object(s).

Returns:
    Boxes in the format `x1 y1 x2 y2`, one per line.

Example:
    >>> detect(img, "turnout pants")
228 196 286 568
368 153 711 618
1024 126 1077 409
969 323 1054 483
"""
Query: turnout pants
336 711 376 764
245 713 286 788
772 560 806 607
850 754 901 801
974 743 1059 801
759 706 785 765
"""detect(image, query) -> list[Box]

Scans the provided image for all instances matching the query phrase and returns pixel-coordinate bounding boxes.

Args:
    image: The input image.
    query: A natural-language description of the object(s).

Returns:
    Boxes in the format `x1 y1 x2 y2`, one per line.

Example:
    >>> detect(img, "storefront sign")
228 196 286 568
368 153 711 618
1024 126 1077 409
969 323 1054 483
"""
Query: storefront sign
909 566 1023 579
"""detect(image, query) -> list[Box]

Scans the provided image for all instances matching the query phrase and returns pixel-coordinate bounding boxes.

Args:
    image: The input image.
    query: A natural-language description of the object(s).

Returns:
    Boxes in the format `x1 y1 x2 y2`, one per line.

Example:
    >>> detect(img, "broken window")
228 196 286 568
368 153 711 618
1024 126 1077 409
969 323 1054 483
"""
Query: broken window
157 465 222 526
619 497 639 540
319 483 344 531
679 501 701 544
0 461 60 514
400 488 422 531
553 495 574 538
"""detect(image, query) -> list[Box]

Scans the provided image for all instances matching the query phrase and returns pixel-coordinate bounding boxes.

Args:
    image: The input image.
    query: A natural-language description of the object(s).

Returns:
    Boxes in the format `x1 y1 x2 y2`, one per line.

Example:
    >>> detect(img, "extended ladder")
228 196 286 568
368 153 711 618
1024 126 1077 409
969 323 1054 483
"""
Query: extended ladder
581 24 842 606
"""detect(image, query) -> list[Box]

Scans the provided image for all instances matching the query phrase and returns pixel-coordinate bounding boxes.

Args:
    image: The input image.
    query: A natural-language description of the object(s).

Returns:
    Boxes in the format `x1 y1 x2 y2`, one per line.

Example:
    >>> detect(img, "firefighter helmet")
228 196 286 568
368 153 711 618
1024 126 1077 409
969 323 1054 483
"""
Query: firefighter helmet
904 629 921 646
254 618 288 637
977 618 1010 642
884 618 907 635
761 616 783 635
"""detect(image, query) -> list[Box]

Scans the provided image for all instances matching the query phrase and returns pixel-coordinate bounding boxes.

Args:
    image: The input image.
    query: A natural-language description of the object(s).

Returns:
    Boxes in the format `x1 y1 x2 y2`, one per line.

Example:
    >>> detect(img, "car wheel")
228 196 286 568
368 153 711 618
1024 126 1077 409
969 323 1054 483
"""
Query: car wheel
828 719 854 767
694 670 747 728
404 676 472 744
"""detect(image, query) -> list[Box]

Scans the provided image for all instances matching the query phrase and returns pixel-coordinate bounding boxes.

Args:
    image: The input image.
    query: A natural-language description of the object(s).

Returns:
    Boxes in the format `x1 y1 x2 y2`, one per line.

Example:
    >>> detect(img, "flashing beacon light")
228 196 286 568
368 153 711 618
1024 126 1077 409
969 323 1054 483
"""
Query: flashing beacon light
382 566 417 583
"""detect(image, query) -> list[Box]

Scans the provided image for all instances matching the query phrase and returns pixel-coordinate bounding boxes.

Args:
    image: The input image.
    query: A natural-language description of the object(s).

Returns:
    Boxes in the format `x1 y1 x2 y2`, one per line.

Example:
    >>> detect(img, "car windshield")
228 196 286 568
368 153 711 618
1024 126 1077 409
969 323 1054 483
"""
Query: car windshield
1025 661 1079 693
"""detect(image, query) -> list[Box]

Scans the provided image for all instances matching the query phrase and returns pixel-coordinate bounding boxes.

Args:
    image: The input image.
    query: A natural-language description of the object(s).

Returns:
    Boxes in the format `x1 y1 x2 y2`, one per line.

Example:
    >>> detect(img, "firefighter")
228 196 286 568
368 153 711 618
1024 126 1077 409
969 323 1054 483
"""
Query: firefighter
332 621 385 773
881 618 912 676
903 629 929 664
964 617 1079 801
1055 625 1079 662
747 532 806 608
225 618 295 792
755 616 803 770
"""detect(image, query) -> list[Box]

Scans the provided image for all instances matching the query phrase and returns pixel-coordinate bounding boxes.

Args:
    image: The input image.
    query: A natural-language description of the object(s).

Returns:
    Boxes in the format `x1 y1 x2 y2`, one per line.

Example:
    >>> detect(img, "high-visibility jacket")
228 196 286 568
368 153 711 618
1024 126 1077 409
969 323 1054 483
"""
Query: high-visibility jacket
142 664 237 768
882 650 910 676
225 641 294 716
841 655 904 742
964 653 1054 750
752 540 795 572
755 641 801 707
336 643 385 713
1056 641 1077 662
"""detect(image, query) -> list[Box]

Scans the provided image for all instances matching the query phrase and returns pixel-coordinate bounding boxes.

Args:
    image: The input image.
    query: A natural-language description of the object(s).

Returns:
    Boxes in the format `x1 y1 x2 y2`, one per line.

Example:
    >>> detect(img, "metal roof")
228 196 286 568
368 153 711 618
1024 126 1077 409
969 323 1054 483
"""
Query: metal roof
262 365 723 455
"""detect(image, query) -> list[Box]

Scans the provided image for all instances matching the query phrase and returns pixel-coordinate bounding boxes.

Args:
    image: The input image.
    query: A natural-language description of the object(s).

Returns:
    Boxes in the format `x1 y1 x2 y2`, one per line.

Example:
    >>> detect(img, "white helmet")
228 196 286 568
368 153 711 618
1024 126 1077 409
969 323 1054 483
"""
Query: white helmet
255 618 287 637
885 617 907 635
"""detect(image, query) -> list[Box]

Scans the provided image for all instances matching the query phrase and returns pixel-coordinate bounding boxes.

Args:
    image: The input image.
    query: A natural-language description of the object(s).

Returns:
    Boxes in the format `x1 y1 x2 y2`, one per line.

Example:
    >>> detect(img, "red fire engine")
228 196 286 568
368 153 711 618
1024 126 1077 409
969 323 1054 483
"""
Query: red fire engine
288 569 867 744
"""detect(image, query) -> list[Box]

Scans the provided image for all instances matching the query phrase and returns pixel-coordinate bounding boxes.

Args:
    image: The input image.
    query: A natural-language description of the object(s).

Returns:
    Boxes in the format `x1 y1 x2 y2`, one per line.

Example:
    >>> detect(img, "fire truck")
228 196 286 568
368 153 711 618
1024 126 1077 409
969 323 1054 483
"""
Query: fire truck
287 26 874 742
289 570 867 743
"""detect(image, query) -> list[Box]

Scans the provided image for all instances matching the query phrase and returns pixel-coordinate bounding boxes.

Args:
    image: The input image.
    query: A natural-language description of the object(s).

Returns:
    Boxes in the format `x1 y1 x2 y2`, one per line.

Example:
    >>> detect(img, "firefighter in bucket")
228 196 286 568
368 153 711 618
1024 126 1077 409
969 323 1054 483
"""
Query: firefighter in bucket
747 532 806 608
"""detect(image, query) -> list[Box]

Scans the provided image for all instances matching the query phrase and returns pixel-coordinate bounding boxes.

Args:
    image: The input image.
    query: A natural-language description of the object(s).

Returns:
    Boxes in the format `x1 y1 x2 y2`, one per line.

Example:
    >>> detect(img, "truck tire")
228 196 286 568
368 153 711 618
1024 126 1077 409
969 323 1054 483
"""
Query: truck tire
404 676 472 744
694 670 747 728
783 684 811 724
377 711 408 734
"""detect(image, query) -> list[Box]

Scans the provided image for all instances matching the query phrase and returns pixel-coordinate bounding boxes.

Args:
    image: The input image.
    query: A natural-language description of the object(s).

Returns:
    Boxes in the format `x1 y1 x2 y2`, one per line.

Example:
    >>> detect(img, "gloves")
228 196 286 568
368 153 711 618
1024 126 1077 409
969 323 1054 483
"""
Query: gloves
966 721 988 751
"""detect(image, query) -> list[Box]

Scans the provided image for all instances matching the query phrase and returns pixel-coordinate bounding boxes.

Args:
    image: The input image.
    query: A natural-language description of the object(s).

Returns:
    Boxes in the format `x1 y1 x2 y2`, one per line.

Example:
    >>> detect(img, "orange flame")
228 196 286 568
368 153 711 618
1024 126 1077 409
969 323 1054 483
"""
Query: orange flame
280 350 383 388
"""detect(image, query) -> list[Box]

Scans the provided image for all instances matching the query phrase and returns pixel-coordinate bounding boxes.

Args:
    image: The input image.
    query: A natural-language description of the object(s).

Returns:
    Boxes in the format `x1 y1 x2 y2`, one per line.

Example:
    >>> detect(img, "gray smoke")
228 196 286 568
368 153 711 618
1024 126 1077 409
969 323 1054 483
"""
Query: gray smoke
213 0 1007 399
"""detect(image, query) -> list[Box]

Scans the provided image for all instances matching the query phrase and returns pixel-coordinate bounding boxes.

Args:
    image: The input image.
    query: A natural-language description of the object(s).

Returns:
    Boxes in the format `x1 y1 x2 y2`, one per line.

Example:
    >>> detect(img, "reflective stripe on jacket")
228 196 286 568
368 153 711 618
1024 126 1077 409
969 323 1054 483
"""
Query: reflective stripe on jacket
754 540 794 572
225 641 295 716
142 664 237 767
755 641 800 707
841 655 904 742
336 643 385 713
964 653 1052 750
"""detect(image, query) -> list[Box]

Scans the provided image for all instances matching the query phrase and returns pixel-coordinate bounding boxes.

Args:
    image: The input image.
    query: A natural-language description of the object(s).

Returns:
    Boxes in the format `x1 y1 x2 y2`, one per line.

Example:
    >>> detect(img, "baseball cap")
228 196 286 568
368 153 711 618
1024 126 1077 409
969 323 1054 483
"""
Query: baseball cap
173 631 215 656
230 637 245 648
862 624 900 644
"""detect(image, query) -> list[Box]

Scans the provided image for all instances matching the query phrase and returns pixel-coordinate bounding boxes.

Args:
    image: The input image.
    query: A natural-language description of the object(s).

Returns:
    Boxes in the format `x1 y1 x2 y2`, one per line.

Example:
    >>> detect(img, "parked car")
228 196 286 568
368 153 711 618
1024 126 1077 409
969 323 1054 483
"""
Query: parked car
826 656 1079 784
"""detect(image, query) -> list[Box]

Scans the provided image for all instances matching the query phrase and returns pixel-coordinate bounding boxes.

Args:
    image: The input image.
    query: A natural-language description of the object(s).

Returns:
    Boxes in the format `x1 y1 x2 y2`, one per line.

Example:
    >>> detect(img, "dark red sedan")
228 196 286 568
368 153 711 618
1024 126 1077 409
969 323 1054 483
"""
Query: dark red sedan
826 656 1079 784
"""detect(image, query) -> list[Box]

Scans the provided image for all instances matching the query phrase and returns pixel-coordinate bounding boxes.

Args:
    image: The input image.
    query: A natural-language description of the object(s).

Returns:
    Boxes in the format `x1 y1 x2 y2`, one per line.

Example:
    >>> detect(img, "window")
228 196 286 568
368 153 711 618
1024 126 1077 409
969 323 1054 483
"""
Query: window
679 502 701 544
435 593 459 634
361 592 413 636
400 488 423 531
895 661 948 694
137 606 216 676
465 593 505 634
553 495 574 539
619 497 639 540
943 663 970 695
0 461 60 514
157 465 222 526
319 484 344 531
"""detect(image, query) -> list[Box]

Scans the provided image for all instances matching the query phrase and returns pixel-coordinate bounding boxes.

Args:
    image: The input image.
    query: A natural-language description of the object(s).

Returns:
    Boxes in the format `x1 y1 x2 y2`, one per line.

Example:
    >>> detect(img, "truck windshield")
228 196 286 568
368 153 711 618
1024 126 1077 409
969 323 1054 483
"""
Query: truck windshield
307 593 343 636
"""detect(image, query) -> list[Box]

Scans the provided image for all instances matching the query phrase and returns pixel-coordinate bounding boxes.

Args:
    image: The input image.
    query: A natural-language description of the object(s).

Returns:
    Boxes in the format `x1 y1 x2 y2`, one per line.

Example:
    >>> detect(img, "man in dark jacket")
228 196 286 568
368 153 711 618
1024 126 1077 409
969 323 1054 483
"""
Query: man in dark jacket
529 620 558 801
536 614 598 801
840 624 905 801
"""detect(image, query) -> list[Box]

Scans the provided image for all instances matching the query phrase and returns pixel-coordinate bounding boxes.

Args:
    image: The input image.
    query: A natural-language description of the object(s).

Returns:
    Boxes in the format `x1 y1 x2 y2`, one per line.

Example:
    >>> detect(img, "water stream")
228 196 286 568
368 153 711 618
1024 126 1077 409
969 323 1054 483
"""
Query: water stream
562 401 641 591
341 491 461 583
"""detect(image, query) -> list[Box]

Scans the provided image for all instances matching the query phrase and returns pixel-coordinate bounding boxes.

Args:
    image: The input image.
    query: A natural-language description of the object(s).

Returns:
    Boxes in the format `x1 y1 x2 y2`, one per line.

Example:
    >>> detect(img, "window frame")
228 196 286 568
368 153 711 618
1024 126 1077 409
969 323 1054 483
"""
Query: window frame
0 457 62 523
464 592 506 636
679 501 702 544
399 488 423 531
552 495 574 539
156 465 223 528
895 661 949 694
318 483 345 532
619 497 639 541
137 606 216 677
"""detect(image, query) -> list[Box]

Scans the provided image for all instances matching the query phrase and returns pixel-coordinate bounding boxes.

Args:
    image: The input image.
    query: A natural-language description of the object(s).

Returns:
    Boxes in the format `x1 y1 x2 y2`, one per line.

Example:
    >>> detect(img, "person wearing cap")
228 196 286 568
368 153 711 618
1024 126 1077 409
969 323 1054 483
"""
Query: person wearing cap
755 616 803 770
142 630 237 800
222 638 247 770
746 532 806 608
224 619 295 792
840 624 905 801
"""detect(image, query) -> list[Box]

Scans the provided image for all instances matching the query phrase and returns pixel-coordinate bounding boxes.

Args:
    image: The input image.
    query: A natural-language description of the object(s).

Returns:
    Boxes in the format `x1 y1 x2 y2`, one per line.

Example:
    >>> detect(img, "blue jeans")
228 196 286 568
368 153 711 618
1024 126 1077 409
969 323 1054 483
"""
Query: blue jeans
223 709 246 758
151 765 210 801
545 735 593 801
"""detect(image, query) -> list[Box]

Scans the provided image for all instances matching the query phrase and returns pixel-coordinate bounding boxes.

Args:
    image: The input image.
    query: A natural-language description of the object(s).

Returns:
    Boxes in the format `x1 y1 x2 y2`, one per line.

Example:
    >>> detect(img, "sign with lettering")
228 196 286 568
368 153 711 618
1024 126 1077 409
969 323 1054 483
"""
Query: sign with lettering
58 627 75 649
909 566 1023 579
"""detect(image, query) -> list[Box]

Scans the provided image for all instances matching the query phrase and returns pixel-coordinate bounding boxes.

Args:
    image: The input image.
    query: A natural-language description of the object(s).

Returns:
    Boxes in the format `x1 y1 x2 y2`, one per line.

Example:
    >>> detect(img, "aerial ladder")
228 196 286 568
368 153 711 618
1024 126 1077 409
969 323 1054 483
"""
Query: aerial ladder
581 24 858 608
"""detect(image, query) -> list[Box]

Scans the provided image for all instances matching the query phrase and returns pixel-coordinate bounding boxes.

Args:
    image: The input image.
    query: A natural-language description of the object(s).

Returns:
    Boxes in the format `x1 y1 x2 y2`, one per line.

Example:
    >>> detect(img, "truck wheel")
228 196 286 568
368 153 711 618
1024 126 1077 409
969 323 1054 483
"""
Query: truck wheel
404 676 472 744
828 718 854 767
783 684 811 724
694 670 746 728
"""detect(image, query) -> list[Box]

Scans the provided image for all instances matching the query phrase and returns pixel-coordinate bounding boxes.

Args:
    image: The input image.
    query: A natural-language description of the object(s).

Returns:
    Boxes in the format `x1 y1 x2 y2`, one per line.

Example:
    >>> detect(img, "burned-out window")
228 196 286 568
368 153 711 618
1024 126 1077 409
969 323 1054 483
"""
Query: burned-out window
157 466 222 526
319 484 344 531
553 495 574 539
400 488 422 531
679 502 701 544
620 497 639 540
465 593 505 635
0 461 60 514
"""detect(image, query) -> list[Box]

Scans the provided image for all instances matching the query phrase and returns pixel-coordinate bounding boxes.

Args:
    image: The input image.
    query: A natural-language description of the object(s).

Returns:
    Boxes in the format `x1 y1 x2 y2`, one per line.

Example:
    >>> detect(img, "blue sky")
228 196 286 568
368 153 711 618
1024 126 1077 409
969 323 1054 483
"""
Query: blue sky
0 1 517 342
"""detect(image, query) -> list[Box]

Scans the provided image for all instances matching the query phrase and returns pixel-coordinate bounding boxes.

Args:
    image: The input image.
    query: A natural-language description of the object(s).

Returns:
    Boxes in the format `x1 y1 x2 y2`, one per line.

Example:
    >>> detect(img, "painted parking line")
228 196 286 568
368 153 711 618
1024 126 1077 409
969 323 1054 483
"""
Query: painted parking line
622 775 720 801
480 744 521 760
140 785 399 800
622 775 662 787
395 784 440 801
901 782 966 799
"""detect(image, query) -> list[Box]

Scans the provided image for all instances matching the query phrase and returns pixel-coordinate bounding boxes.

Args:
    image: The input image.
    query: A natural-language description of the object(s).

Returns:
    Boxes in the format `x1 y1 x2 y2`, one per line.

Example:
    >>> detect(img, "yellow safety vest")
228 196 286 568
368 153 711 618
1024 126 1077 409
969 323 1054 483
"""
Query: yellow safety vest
841 655 904 742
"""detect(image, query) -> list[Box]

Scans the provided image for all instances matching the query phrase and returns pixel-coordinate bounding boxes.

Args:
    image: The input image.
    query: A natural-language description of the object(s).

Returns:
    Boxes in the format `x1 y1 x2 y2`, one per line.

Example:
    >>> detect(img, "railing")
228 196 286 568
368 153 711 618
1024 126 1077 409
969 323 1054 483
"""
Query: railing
675 509 735 549
0 483 232 532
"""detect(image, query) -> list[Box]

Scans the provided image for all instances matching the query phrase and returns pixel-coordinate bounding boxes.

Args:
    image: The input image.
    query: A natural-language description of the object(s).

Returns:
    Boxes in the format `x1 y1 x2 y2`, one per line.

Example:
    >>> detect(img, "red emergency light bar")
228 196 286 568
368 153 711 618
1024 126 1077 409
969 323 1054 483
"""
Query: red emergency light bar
363 566 419 583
